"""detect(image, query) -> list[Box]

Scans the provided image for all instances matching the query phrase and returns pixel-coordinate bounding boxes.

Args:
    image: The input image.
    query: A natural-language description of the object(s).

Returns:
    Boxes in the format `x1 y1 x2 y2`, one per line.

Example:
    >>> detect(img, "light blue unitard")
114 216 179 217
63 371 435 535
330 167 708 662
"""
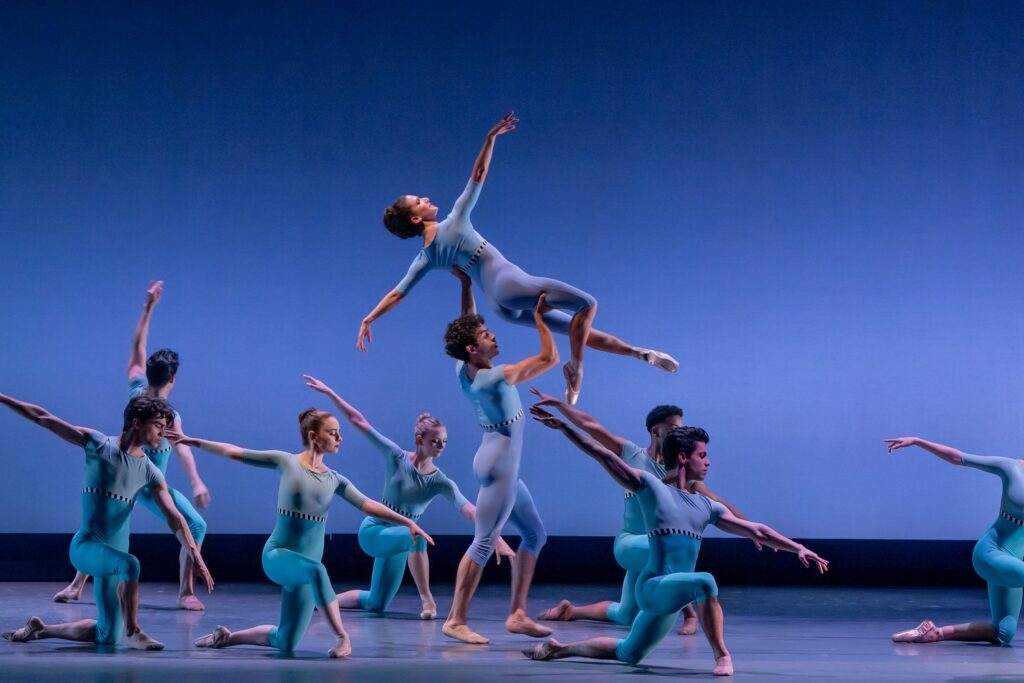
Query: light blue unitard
395 180 596 335
239 450 367 652
355 427 470 612
127 376 207 545
614 471 726 665
72 431 165 643
961 453 1024 645
605 441 667 625
457 361 546 565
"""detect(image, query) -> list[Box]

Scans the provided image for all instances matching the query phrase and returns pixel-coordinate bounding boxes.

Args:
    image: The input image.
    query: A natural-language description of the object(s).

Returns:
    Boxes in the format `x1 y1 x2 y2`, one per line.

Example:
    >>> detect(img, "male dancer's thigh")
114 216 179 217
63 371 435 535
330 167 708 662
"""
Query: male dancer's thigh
636 570 718 614
268 583 316 652
137 484 207 543
70 535 139 644
468 431 520 565
614 533 650 572
504 479 547 556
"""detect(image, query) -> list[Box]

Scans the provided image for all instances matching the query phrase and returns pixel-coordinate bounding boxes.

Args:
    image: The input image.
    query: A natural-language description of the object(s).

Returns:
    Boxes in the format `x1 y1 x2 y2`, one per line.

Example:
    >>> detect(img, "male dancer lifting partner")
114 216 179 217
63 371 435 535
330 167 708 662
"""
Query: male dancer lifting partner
54 281 212 610
525 417 827 675
441 272 556 644
530 392 751 635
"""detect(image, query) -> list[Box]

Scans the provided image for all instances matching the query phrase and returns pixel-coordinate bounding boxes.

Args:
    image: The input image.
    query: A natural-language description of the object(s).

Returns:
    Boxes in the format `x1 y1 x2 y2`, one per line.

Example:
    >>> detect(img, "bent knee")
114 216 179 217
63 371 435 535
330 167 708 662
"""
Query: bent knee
190 518 208 544
120 554 142 582
269 626 300 652
520 527 547 556
694 573 718 602
614 640 646 665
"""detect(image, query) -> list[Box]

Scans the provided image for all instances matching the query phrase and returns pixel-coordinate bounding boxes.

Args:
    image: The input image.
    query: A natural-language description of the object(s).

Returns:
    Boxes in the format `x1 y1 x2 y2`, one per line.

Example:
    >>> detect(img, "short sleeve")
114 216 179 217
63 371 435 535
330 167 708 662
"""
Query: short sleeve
449 179 482 220
619 440 644 465
128 376 148 399
84 429 108 450
334 473 369 508
708 499 728 524
364 427 406 464
145 459 166 487
394 251 433 295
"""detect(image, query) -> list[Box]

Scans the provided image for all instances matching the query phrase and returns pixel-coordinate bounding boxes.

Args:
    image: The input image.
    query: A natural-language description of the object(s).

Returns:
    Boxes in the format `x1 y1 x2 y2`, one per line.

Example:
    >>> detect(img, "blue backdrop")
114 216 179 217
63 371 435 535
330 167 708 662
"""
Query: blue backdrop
1 0 1022 541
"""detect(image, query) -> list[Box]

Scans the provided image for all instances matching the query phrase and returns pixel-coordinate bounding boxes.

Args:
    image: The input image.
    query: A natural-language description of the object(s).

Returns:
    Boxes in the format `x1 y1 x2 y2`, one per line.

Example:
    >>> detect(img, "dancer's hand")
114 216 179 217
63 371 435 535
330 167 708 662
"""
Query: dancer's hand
798 547 829 574
303 374 336 397
487 112 518 138
530 405 565 430
884 437 918 453
356 321 373 352
451 267 471 285
166 425 198 448
145 280 164 307
534 292 553 316
495 537 516 566
192 480 211 509
408 522 435 547
191 549 215 592
529 386 561 408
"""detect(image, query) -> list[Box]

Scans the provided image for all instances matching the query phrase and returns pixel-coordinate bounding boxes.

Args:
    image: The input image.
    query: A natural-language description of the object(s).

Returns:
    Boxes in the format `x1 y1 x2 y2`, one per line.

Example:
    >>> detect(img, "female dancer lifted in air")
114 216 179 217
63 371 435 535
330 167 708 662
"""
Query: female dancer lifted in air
357 112 678 404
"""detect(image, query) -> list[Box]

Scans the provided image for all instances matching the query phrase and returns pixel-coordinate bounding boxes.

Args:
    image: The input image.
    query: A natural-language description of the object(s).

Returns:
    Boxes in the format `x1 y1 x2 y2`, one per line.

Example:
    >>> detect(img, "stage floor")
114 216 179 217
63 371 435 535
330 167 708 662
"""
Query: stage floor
0 582 1018 682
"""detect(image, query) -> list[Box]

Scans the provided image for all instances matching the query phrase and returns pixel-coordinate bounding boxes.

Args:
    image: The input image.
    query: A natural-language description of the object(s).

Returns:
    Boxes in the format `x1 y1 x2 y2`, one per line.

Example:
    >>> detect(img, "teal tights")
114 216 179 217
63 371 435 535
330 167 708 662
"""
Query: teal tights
356 516 427 613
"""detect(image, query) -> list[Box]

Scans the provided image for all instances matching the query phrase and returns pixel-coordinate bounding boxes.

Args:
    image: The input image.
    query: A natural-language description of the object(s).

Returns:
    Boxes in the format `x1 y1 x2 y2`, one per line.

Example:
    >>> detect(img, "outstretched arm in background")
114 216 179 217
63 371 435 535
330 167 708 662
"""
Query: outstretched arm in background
530 406 642 491
128 280 163 378
0 393 89 448
529 387 624 453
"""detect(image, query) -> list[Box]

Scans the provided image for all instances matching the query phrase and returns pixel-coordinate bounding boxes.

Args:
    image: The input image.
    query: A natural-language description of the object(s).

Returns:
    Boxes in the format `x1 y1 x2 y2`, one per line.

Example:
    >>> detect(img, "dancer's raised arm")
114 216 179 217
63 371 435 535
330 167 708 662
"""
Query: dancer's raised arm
529 387 624 453
148 480 214 591
886 436 1022 479
357 290 405 352
469 112 517 185
885 436 964 464
453 268 477 316
713 511 828 573
128 280 162 378
0 393 89 447
504 294 559 385
531 406 641 490
304 376 371 434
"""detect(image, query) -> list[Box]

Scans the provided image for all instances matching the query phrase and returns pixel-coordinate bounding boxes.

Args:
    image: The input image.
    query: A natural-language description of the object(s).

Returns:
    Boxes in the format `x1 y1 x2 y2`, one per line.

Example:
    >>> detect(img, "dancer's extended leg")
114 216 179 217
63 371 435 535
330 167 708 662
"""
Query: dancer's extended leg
3 616 96 643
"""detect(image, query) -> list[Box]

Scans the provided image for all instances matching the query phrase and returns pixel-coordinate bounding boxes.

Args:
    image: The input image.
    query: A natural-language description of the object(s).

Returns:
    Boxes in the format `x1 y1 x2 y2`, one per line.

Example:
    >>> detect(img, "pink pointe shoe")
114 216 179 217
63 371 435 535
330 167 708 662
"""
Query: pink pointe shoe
892 620 943 643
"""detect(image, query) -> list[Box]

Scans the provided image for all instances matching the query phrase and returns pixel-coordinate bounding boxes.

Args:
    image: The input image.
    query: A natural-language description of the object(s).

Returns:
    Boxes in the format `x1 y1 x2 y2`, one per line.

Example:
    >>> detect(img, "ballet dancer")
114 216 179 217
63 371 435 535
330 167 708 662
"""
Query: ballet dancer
531 393 749 635
357 113 678 404
303 375 514 619
525 417 828 676
887 436 1024 645
54 280 212 610
0 393 213 650
176 409 432 658
440 274 555 644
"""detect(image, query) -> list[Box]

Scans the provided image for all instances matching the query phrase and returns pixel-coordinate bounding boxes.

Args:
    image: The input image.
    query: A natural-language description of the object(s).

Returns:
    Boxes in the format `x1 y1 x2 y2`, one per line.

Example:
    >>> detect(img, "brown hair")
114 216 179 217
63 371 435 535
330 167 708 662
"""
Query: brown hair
383 197 421 239
299 408 334 447
122 395 176 435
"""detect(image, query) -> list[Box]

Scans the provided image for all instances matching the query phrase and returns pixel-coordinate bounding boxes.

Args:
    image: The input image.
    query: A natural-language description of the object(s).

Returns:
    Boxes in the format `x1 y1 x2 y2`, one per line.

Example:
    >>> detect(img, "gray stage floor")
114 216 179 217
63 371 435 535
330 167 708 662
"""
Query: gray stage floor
0 582 1020 682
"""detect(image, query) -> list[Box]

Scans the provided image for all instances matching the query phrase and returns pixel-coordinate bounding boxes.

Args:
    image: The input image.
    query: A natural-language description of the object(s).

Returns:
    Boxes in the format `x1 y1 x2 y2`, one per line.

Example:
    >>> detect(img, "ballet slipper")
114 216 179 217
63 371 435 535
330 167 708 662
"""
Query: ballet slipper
124 630 164 650
891 620 943 643
420 603 437 620
522 638 564 660
640 349 679 373
562 362 582 406
194 626 230 648
538 600 574 621
2 616 44 642
177 594 205 611
328 632 352 658
442 621 489 644
713 654 734 676
506 612 552 637
52 586 83 603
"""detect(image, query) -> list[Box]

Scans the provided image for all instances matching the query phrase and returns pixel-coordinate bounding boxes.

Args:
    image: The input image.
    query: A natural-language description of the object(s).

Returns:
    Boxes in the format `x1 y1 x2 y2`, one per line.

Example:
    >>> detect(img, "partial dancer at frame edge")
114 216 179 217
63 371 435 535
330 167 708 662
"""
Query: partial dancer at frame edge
524 417 827 676
440 273 555 644
303 375 515 619
175 409 432 658
357 113 678 405
54 280 212 610
888 436 1024 646
1 393 212 650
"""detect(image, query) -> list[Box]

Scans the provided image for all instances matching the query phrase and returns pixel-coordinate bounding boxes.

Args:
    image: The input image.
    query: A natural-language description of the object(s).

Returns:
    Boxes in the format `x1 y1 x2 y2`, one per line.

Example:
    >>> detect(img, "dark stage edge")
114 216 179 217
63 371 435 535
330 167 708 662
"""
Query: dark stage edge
0 582 1019 682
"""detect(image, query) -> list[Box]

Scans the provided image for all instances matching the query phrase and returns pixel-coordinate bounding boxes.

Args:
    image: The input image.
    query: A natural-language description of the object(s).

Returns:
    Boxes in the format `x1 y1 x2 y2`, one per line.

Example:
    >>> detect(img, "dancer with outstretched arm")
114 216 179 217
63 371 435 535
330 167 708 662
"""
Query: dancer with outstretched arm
358 113 678 404
531 393 749 636
440 273 555 644
888 436 1024 645
303 375 514 619
524 416 828 676
54 280 212 610
176 409 432 658
1 393 212 650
